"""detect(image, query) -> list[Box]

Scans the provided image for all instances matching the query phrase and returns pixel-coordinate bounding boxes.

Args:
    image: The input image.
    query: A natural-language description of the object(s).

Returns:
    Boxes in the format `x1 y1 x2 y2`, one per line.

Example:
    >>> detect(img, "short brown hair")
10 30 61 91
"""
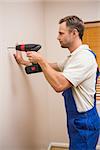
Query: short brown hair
59 15 84 40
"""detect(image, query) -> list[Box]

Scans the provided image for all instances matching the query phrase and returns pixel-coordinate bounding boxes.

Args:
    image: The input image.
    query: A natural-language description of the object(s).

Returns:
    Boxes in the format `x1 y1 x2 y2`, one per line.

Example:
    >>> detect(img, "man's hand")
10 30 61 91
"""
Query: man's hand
26 51 42 64
14 51 32 66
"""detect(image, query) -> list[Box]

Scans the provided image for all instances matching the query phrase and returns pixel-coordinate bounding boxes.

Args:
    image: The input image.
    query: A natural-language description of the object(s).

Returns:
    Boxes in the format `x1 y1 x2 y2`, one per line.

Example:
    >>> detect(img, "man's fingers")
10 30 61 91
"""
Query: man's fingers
26 53 33 57
13 51 23 64
26 51 37 57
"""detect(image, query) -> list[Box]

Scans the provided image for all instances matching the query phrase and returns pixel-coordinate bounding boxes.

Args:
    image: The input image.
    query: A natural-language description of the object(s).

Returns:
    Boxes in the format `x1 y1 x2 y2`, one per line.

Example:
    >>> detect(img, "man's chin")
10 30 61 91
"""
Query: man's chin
61 45 67 48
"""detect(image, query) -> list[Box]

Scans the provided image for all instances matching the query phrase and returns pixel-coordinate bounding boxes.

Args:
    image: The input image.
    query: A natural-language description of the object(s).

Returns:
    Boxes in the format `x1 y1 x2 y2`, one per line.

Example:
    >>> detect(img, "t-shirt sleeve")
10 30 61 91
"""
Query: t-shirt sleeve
62 53 97 87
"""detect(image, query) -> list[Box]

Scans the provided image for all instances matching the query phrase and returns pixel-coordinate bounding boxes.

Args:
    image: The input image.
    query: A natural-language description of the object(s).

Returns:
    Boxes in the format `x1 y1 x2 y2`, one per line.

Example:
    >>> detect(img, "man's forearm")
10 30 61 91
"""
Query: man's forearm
38 58 71 92
49 63 61 72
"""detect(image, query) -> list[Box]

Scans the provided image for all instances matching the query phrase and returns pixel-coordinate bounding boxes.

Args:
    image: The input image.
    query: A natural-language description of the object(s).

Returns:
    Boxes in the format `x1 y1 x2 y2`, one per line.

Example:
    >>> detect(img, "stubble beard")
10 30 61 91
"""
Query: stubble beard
60 43 69 49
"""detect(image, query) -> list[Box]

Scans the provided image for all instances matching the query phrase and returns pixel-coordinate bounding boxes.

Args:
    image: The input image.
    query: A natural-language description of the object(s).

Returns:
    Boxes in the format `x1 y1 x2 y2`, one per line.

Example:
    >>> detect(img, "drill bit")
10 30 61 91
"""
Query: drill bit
8 47 15 49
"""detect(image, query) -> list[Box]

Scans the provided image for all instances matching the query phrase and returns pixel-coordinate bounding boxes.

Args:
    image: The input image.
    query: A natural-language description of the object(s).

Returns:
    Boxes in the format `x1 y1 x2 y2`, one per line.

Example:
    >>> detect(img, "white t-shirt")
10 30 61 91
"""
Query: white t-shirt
58 45 98 112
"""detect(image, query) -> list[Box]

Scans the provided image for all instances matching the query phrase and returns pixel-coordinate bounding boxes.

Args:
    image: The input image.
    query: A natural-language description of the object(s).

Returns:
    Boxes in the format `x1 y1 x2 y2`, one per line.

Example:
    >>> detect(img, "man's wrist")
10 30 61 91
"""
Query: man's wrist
37 57 48 70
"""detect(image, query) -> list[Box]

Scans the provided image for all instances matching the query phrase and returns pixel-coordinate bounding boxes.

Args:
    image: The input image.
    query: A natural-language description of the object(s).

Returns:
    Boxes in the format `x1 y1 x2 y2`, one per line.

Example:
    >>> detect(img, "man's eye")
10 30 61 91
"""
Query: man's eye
59 32 63 35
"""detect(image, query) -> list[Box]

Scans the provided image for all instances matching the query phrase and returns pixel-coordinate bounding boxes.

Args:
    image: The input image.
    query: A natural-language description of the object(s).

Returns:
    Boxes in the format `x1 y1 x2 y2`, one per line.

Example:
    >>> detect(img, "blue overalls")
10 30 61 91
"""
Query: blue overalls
62 50 100 150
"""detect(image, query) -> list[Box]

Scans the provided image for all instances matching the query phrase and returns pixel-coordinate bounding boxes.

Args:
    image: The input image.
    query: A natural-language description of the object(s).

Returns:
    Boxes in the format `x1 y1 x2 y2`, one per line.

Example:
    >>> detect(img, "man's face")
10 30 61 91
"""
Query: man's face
57 22 74 48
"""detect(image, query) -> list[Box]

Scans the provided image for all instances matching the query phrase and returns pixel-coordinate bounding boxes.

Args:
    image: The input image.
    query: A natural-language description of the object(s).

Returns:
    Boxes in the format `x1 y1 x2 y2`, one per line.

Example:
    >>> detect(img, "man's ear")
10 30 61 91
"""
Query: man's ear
73 28 79 36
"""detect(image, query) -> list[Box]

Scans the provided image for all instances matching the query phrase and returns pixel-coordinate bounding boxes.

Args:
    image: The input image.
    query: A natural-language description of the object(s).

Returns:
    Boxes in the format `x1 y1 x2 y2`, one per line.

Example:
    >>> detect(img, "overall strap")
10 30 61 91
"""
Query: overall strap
88 49 99 106
88 50 99 80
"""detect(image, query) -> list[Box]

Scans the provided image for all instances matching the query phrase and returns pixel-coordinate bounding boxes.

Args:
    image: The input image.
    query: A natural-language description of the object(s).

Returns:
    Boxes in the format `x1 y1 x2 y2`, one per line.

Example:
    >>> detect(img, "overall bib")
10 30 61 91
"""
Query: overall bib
62 50 100 150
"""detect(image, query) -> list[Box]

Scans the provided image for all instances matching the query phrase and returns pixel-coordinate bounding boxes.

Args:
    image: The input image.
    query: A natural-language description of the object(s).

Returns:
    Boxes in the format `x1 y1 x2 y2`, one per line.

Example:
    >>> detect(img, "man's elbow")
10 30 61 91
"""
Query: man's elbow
53 82 72 93
54 85 64 93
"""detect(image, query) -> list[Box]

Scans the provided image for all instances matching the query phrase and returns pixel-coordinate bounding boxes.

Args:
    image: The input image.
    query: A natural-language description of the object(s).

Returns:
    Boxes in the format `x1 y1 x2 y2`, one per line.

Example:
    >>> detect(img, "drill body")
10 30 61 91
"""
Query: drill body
15 44 42 74
16 44 41 52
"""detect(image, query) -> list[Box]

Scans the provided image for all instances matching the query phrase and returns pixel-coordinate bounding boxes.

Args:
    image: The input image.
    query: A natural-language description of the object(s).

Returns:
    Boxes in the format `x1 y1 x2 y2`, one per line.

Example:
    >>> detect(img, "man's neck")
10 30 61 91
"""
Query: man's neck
69 40 82 53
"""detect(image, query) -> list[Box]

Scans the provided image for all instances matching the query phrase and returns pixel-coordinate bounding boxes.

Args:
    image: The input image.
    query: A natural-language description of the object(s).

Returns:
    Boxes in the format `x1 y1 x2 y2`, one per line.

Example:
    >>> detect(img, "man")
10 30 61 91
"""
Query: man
14 16 100 150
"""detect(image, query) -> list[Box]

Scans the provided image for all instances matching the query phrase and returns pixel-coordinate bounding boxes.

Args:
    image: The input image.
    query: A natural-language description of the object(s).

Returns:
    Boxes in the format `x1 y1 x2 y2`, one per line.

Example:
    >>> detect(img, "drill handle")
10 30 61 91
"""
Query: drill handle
25 63 42 74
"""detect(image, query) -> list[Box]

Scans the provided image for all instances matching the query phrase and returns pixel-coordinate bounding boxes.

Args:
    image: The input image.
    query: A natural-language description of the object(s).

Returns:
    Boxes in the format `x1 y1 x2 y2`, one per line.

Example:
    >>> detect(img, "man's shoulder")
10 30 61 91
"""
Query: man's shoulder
77 48 96 59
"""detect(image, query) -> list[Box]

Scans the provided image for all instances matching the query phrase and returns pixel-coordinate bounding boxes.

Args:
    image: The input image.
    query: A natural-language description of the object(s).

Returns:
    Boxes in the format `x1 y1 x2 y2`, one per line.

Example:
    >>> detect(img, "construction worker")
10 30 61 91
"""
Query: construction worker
14 15 100 150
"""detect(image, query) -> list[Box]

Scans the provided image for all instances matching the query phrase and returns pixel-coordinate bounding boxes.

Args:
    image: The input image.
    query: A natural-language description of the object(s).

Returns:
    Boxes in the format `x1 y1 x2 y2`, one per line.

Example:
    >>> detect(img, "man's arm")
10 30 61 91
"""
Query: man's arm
27 51 72 92
39 60 72 92
14 51 72 92
14 51 61 71
49 63 61 72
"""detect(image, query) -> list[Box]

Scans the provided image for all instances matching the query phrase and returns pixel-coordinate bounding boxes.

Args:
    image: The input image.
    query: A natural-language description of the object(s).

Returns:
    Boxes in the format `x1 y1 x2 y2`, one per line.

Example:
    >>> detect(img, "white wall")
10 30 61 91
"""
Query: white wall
0 1 100 150
0 2 49 150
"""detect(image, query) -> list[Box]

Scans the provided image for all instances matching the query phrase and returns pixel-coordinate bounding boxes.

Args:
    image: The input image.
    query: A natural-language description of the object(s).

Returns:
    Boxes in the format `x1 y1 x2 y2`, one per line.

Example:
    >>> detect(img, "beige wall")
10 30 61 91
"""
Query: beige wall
0 1 100 150
0 2 49 150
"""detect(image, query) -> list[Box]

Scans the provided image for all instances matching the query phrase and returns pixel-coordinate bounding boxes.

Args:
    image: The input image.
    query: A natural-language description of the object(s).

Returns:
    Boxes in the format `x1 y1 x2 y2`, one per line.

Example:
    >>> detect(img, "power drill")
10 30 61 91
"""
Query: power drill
8 44 42 74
